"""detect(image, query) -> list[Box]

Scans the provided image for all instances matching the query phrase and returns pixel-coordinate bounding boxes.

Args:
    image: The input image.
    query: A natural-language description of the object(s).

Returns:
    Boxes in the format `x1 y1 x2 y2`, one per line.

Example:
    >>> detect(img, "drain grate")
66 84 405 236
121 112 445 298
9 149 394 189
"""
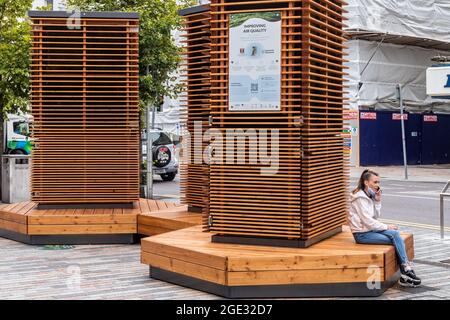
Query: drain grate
404 295 445 300
395 284 440 294
413 259 450 269
38 245 75 250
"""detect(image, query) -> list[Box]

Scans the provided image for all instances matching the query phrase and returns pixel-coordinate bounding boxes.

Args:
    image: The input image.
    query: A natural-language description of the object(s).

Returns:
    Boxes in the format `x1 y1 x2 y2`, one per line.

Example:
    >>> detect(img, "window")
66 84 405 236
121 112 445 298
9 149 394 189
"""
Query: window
149 132 172 146
13 121 29 137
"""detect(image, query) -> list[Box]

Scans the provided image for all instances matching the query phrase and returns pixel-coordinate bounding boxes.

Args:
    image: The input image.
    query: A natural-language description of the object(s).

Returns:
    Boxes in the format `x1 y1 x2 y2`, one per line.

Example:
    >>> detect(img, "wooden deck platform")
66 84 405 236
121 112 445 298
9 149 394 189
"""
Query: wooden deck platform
138 205 202 236
141 225 414 298
1 199 416 297
0 199 201 244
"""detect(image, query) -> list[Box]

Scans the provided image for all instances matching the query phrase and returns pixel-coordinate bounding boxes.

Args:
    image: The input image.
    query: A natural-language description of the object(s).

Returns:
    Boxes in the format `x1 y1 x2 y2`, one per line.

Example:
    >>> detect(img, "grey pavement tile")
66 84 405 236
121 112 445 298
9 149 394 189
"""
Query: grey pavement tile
1 224 449 300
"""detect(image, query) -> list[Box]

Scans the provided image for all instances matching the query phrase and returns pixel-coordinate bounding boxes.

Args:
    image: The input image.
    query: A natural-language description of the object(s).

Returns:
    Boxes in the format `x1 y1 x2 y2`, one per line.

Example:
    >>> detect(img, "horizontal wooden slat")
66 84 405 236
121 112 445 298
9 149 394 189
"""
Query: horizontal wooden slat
180 8 211 225
30 14 140 205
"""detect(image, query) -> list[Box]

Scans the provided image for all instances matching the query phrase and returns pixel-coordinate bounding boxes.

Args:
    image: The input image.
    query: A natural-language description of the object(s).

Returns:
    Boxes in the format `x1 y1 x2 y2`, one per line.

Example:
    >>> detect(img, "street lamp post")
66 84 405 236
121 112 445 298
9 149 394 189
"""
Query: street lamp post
397 84 408 180
146 104 153 199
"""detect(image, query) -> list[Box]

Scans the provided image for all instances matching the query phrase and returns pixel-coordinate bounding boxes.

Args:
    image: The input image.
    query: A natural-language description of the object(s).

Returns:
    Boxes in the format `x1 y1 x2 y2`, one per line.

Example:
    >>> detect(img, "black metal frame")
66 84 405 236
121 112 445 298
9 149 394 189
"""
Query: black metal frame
187 205 203 213
150 266 400 298
178 4 210 17
212 226 342 248
28 10 139 19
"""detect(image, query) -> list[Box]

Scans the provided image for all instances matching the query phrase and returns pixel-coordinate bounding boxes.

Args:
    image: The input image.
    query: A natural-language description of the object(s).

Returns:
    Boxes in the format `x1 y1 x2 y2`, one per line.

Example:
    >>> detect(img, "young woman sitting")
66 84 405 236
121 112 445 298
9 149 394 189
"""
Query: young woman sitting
348 169 421 287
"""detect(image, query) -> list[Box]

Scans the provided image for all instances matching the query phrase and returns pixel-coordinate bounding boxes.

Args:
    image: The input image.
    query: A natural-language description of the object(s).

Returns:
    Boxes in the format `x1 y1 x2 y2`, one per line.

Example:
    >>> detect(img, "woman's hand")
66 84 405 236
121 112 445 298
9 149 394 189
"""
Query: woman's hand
375 188 382 202
388 224 398 230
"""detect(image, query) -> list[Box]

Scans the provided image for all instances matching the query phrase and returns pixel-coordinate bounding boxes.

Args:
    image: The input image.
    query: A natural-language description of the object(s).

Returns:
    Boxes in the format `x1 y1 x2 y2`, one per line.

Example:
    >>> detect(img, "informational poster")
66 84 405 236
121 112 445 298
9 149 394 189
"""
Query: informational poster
228 11 281 111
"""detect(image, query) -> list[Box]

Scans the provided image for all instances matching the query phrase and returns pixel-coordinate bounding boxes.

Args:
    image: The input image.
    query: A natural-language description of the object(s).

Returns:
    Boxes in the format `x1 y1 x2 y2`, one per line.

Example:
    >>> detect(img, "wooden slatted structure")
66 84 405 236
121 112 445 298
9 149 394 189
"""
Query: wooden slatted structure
179 5 211 221
0 199 198 244
142 225 414 298
29 11 140 206
179 0 348 246
299 0 349 241
138 204 203 236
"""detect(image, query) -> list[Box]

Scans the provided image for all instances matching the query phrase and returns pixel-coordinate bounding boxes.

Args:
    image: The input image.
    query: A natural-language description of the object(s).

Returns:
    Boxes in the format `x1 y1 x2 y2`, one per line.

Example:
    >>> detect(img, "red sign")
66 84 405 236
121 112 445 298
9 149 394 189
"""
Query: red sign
424 115 438 122
360 112 377 120
343 111 359 120
392 113 408 121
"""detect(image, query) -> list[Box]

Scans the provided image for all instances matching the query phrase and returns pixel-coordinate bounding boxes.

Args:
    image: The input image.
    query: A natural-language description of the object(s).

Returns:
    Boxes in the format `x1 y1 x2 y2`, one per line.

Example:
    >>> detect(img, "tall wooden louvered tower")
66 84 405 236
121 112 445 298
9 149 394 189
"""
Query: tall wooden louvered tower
179 5 211 223
181 0 349 247
142 1 413 298
29 11 140 207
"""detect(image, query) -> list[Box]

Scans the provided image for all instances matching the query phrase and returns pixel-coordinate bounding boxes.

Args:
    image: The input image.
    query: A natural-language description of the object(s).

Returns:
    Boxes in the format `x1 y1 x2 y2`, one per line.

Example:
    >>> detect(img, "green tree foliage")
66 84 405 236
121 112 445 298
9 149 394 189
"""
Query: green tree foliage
0 0 33 118
67 0 195 109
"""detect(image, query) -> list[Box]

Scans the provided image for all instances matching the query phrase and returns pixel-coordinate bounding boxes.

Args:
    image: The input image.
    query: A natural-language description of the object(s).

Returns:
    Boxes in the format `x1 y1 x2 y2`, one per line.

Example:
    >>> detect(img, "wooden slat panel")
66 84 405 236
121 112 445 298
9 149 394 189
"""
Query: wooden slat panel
27 223 137 235
0 207 29 224
192 0 348 242
227 268 378 286
27 214 136 225
138 205 202 236
30 14 140 205
0 199 194 237
141 226 415 286
141 251 227 285
299 0 348 239
179 8 211 226
0 218 27 234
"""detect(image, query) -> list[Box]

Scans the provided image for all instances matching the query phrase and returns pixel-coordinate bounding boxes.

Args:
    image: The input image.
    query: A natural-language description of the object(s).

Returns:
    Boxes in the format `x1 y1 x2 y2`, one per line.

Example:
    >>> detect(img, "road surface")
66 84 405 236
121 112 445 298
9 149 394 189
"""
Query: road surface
152 175 450 228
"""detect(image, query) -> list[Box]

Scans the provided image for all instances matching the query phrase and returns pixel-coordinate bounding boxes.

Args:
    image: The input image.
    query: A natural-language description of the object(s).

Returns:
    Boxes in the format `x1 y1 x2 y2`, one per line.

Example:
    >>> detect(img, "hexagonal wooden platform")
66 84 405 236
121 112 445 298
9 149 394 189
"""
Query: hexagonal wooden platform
141 225 414 298
0 199 202 244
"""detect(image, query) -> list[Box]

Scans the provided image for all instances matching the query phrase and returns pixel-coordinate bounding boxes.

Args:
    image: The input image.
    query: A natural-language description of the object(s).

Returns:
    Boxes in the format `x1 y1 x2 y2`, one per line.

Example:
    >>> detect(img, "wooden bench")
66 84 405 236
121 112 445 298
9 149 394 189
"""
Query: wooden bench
141 225 414 298
0 199 200 244
138 204 203 236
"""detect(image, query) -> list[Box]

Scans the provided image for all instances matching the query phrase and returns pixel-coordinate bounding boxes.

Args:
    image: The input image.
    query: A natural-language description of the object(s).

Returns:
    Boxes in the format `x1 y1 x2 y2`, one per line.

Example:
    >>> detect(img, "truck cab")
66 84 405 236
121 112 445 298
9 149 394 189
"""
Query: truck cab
3 114 33 155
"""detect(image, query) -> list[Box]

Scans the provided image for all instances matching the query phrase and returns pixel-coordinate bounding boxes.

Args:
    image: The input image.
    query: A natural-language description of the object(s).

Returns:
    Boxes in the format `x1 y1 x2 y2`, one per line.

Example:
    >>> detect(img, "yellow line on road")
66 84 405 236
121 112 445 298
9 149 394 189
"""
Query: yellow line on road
380 218 450 232
154 194 180 198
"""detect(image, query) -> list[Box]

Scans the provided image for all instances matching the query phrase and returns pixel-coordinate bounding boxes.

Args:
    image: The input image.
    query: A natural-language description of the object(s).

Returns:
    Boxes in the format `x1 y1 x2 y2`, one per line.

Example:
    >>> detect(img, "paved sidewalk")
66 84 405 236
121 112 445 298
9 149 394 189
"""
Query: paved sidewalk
0 224 449 300
351 165 450 183
343 225 450 300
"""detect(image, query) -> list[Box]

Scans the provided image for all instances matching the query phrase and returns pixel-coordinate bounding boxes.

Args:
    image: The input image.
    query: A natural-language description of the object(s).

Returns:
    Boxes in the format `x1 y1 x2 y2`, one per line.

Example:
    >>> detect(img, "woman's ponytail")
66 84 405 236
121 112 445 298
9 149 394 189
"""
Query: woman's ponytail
352 169 379 194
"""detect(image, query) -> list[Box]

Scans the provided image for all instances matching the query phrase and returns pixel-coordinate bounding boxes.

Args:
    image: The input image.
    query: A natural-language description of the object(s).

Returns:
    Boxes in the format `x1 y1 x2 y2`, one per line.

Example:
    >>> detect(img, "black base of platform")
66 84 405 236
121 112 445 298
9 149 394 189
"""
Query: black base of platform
212 226 342 248
188 205 203 213
150 266 401 298
0 228 138 245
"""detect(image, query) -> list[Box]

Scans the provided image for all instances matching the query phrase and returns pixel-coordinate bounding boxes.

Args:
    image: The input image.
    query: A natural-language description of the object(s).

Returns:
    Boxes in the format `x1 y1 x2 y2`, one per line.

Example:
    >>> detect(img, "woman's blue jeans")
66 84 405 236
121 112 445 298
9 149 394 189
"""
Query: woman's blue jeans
353 230 409 266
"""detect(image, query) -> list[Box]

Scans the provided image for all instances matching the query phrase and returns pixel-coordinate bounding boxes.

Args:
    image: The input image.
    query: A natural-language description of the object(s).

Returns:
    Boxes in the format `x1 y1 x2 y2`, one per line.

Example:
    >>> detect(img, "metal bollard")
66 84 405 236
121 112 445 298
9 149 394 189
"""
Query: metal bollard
440 180 450 239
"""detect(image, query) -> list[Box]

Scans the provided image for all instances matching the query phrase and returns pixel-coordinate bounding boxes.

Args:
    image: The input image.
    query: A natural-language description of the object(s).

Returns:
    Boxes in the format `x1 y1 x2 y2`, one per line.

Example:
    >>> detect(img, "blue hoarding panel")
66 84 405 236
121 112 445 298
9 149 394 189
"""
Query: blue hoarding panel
360 111 403 166
405 113 422 165
422 114 450 164
360 111 450 166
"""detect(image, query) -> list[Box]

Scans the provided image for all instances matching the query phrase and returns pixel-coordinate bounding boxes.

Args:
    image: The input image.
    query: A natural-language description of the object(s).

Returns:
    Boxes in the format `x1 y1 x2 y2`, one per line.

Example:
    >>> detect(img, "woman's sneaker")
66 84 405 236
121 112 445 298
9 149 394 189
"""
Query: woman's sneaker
399 269 421 287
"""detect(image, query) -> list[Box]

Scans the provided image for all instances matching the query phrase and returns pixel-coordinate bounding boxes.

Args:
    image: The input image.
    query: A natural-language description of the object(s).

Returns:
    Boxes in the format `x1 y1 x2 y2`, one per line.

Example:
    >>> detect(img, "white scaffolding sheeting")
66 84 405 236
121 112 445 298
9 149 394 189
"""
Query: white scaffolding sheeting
345 40 450 113
345 0 450 43
154 97 181 134
154 26 184 135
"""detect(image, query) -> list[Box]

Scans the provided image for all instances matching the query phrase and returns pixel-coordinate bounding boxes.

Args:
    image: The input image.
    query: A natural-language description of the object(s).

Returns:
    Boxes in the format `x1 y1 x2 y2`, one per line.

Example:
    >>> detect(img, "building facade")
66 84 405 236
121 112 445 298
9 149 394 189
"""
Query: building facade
165 0 450 166
345 0 450 166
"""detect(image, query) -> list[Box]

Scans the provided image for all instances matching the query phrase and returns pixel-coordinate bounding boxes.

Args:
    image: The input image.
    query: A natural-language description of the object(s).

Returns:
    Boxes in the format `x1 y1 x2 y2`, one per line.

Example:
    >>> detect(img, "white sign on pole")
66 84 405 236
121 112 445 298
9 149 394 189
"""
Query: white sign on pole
228 11 281 111
426 66 450 97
